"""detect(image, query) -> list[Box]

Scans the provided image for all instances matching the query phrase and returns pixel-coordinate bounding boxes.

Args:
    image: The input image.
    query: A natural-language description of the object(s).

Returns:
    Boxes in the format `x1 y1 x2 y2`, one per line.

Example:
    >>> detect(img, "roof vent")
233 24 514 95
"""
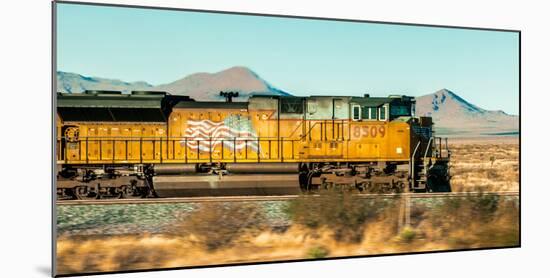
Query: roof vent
84 90 122 95
220 91 239 102
131 91 167 96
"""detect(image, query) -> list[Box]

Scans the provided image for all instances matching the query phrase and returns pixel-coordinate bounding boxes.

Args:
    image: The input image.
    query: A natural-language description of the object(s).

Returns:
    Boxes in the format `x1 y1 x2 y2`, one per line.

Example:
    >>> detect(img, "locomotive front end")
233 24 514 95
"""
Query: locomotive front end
407 99 452 192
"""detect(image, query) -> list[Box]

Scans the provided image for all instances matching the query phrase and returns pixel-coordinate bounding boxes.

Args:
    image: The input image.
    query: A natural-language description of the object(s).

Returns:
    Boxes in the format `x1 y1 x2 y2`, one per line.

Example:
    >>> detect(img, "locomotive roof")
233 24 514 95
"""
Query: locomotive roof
56 91 192 122
250 94 414 103
57 91 166 109
350 95 414 106
173 101 249 109
56 91 414 122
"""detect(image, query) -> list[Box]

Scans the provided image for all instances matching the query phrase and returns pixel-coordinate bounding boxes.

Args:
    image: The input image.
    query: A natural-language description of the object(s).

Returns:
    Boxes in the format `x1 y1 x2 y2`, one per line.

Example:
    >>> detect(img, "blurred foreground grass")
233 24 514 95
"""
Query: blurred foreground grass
57 191 518 275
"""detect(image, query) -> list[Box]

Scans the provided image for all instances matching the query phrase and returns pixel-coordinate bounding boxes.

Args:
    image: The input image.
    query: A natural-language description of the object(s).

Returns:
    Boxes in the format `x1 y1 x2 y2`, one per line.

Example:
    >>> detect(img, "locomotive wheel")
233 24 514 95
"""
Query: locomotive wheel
364 183 387 193
379 184 394 194
56 188 75 200
119 185 145 199
74 185 99 200
363 182 403 194
390 181 405 193
98 187 124 200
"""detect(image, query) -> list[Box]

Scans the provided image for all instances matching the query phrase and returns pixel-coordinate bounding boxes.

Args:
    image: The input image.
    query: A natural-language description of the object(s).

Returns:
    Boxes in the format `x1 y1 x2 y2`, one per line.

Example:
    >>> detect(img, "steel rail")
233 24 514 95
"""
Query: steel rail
56 191 519 206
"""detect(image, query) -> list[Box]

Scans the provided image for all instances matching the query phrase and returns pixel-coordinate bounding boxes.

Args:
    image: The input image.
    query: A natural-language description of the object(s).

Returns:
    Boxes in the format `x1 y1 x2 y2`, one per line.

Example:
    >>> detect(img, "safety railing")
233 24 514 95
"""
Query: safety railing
57 136 305 164
432 137 450 159
302 119 349 141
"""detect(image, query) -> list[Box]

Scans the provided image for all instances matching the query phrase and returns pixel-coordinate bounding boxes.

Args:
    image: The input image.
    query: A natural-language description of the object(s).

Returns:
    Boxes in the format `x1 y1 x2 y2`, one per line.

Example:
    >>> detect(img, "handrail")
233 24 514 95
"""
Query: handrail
410 141 422 191
299 119 348 141
422 136 435 177
57 136 284 140
286 120 304 138
303 121 321 140
57 136 305 162
424 136 434 161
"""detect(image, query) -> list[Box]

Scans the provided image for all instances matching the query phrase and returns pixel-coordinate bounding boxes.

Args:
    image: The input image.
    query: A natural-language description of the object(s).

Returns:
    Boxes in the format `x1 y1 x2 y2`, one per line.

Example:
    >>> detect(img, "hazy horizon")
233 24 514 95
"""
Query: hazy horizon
56 3 520 114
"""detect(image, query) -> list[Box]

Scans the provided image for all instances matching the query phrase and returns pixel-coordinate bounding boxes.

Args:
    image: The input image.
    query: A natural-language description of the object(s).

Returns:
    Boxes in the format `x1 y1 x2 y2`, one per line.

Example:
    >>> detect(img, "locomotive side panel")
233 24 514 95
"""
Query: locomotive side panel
248 97 281 161
345 121 411 161
169 102 271 163
58 122 168 164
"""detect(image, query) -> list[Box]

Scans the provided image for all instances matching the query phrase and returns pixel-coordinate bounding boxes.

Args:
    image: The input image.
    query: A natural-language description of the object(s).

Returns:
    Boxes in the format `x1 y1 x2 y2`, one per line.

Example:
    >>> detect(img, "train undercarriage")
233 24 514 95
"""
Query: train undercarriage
56 160 451 200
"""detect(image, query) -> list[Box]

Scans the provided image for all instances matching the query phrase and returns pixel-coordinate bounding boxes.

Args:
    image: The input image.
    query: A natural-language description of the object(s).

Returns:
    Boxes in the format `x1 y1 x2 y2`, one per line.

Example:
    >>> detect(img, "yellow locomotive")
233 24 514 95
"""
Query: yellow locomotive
56 90 451 199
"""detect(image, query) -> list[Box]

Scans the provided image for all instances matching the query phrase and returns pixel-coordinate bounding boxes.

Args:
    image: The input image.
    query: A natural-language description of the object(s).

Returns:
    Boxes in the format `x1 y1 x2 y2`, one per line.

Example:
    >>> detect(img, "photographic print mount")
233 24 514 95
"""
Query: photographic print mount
53 1 520 276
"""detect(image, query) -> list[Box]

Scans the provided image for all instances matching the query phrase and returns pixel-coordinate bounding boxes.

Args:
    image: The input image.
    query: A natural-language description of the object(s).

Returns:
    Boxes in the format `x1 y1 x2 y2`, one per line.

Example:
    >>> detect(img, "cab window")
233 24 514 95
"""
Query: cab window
370 107 378 120
379 106 387 121
390 105 411 118
361 107 369 119
352 105 361 121
361 106 379 120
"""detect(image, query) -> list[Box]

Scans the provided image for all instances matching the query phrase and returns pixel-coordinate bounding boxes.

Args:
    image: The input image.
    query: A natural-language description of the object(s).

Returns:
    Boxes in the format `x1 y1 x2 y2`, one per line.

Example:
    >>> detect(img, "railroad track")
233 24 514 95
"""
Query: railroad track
56 191 519 206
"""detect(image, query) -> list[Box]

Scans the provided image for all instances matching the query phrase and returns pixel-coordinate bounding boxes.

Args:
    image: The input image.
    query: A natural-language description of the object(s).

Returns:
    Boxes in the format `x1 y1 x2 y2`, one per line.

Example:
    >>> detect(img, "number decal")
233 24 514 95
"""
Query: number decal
378 126 385 137
362 126 369 138
370 126 377 137
352 125 386 138
353 126 361 138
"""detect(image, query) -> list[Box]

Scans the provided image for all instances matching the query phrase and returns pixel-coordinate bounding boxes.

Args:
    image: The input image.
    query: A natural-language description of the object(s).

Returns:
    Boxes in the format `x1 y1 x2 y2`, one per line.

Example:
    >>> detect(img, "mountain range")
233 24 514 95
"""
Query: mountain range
57 66 290 101
416 89 518 136
57 71 153 94
56 67 518 137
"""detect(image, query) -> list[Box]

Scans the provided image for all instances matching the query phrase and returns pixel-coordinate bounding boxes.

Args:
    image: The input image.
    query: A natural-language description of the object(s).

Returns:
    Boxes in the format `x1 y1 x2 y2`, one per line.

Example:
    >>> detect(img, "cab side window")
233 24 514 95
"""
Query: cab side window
369 107 378 120
361 106 379 120
352 105 361 121
379 105 387 121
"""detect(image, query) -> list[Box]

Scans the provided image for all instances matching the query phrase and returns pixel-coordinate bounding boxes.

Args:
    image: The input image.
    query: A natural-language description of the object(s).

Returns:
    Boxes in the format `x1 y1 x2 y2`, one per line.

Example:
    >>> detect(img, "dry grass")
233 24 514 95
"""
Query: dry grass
449 143 519 192
284 190 390 243
174 202 267 251
56 192 518 275
421 193 519 248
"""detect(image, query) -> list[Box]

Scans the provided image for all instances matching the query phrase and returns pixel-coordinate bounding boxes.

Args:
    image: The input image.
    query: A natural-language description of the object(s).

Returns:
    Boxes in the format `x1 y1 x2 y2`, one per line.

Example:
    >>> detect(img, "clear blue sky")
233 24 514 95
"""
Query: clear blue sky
56 3 520 114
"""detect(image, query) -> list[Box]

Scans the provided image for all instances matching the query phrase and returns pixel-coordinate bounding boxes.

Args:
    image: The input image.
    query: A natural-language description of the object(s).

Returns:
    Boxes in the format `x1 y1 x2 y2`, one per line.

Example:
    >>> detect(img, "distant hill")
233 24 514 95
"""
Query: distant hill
57 67 290 101
56 69 518 137
415 89 519 136
57 71 153 94
153 66 290 101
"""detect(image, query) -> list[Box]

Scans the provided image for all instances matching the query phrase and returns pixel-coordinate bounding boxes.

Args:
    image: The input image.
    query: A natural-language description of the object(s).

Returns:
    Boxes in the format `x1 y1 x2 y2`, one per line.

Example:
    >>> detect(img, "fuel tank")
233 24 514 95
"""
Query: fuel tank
152 163 301 197
153 174 300 197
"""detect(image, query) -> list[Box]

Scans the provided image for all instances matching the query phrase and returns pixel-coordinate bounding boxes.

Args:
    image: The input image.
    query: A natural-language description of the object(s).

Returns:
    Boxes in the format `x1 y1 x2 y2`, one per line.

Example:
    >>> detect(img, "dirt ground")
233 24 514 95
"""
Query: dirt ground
447 136 518 145
448 137 519 192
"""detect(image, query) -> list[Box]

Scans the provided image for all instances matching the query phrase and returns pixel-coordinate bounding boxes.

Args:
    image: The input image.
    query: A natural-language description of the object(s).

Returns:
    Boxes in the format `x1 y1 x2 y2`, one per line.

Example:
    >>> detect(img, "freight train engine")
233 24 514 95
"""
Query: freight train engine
56 90 451 200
